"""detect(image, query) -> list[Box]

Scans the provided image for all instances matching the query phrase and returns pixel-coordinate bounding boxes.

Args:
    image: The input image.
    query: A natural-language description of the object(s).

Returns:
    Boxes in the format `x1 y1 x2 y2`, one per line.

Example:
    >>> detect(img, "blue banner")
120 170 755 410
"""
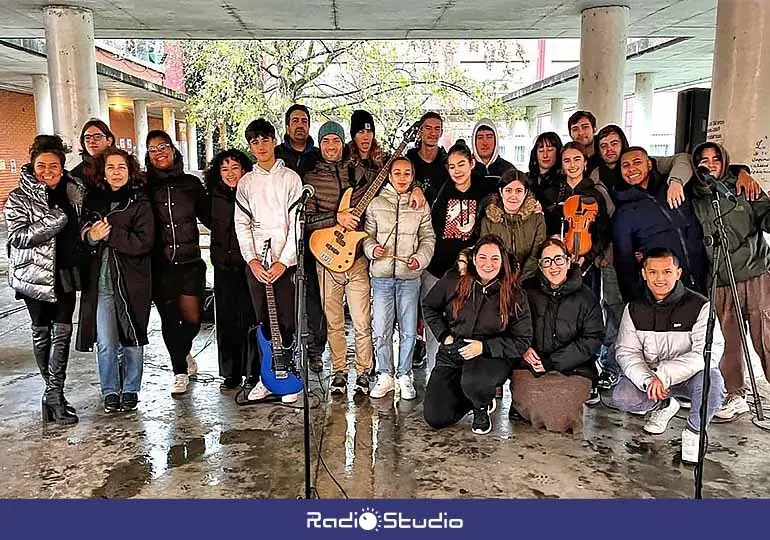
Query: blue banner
1 499 768 539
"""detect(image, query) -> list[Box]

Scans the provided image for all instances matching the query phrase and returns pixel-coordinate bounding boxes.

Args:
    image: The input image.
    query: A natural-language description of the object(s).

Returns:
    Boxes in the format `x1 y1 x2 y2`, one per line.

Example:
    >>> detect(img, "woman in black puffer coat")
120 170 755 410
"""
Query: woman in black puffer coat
145 130 211 396
204 149 257 390
514 238 605 433
77 147 154 413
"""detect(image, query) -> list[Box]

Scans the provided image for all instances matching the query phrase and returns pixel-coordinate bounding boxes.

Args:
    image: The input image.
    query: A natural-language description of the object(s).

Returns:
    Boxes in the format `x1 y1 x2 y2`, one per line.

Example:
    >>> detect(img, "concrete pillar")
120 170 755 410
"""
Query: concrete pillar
526 106 538 143
162 107 177 146
577 5 629 128
31 74 54 135
43 6 100 165
708 0 770 187
186 120 199 170
550 98 564 134
133 99 148 162
204 130 214 164
99 89 110 126
633 73 655 150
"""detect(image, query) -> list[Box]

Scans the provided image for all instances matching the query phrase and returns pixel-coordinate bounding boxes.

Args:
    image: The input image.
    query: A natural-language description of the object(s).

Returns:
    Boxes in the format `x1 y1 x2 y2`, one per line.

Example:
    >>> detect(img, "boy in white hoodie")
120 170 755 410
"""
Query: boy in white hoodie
234 118 302 403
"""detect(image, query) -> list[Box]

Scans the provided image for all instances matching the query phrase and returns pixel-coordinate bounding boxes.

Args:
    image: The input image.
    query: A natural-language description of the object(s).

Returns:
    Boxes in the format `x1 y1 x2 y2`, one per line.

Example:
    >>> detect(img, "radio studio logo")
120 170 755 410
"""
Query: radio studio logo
306 506 464 531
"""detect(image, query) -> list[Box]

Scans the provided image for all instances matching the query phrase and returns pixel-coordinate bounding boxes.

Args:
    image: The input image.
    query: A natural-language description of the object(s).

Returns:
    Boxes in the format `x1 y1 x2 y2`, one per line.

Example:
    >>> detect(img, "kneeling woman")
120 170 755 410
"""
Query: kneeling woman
422 235 532 434
76 148 154 413
513 238 605 433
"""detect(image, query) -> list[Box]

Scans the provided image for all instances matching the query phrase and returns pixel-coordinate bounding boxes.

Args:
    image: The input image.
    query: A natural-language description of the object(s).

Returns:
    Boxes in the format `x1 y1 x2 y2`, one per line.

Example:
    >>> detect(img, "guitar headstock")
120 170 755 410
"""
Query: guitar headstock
260 239 272 267
403 120 422 144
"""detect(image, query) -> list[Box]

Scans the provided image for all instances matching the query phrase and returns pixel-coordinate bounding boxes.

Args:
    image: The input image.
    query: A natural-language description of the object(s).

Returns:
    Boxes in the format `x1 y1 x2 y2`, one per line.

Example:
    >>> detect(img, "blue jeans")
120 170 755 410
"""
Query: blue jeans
96 294 144 395
599 266 623 377
372 277 421 377
605 369 726 432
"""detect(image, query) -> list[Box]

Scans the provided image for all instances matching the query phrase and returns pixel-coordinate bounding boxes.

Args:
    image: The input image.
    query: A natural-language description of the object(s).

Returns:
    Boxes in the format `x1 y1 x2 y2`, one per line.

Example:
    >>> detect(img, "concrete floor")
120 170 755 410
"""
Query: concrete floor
2 286 770 500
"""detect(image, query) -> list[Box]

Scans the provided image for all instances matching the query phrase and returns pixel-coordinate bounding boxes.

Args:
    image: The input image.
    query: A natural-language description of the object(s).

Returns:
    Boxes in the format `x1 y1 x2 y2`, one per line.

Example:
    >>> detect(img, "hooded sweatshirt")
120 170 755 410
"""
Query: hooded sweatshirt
406 145 449 205
274 134 320 178
471 118 518 185
234 158 302 268
690 142 770 286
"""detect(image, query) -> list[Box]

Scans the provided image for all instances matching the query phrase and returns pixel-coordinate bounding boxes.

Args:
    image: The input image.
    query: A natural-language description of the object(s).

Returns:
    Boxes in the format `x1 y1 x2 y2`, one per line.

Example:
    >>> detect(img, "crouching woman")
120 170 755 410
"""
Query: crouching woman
422 235 532 435
512 238 605 433
76 148 154 413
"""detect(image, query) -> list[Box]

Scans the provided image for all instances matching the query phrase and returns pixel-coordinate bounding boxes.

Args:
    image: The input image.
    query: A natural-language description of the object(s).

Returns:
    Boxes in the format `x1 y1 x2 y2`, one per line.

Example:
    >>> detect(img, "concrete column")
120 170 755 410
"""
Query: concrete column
633 73 655 150
186 120 199 170
526 106 538 143
204 130 214 164
577 5 629 128
550 98 564 134
133 99 148 162
708 0 770 187
99 89 110 126
162 107 177 146
43 6 100 165
31 74 54 135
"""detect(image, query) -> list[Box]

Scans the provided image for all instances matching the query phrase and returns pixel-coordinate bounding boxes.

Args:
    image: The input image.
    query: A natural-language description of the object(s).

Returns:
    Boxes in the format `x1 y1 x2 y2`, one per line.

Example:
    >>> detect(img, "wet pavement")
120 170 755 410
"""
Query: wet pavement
2 230 770 499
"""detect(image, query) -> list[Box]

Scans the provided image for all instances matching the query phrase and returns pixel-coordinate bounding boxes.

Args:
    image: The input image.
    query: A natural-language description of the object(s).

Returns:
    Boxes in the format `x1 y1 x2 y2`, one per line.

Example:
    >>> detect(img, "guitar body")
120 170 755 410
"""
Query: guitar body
310 187 369 273
562 195 598 259
256 325 303 396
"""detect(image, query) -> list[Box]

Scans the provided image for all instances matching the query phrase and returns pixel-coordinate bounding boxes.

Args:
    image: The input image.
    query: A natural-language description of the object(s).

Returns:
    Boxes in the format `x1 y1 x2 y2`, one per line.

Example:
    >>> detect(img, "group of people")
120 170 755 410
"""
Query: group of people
6 103 770 466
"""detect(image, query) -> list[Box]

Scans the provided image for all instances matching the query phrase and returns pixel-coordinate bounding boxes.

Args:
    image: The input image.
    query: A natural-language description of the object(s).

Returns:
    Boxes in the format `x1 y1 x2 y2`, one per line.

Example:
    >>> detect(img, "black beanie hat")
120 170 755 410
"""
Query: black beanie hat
350 110 375 139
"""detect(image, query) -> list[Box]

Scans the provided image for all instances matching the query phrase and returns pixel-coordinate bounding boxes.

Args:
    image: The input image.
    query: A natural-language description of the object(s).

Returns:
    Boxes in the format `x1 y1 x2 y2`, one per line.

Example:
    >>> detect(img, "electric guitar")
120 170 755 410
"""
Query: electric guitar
256 241 303 396
310 120 421 273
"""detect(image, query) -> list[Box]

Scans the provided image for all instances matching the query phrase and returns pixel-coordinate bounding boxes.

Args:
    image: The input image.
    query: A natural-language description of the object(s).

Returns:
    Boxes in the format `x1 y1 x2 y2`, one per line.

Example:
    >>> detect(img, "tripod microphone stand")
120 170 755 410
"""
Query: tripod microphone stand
696 185 770 499
293 195 317 500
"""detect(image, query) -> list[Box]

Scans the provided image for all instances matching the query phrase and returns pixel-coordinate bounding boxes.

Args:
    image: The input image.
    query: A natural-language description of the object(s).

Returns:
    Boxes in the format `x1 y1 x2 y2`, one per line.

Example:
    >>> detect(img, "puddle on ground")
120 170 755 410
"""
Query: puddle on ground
91 456 153 498
167 437 206 468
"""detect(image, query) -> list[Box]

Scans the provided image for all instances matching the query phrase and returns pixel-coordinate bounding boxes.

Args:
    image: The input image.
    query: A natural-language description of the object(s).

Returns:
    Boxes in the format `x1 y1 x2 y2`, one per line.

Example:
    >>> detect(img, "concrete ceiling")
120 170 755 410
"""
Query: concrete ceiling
0 1 717 39
504 36 714 111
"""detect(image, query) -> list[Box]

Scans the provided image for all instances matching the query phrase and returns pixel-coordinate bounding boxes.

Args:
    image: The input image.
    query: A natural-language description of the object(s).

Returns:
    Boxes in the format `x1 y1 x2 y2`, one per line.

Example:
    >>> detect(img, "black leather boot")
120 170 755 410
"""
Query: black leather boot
32 325 76 415
42 323 78 425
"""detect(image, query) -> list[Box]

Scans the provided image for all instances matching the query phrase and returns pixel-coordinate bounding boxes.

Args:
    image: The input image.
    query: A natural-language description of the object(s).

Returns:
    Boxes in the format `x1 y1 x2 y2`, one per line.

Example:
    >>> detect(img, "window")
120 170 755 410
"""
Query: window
514 145 526 163
650 144 670 156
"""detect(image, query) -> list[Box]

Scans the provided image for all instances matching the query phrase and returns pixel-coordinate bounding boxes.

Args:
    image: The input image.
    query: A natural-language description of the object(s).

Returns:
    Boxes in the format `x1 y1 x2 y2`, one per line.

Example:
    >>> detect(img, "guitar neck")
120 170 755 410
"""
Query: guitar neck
265 282 283 358
350 138 410 218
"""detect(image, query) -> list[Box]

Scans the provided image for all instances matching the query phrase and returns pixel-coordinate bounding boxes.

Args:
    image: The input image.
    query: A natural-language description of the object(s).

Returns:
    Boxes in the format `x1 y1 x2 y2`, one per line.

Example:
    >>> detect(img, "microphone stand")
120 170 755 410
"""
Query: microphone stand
293 195 316 500
696 188 770 499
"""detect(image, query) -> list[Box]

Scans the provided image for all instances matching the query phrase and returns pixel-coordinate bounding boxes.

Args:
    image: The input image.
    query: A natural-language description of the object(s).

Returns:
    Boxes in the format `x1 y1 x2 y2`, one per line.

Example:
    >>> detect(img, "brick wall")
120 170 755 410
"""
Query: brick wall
109 108 137 154
0 90 37 210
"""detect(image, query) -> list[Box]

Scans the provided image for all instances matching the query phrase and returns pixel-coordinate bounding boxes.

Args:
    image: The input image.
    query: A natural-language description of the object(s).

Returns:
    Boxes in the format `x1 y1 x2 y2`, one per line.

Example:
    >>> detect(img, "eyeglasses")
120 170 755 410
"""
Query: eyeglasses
539 255 569 268
148 142 172 153
84 133 105 142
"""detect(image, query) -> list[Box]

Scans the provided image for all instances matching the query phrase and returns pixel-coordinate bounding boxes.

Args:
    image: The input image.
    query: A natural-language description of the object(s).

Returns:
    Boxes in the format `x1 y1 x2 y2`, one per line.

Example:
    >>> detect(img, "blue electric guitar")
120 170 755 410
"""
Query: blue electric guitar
256 241 304 396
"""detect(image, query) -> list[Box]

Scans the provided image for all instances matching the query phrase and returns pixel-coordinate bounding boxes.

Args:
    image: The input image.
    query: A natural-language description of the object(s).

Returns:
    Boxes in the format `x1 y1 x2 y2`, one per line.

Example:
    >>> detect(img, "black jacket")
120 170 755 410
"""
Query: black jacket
407 146 449 205
76 185 155 350
274 135 320 178
146 154 211 266
422 274 532 360
522 268 604 381
612 171 707 301
208 178 246 270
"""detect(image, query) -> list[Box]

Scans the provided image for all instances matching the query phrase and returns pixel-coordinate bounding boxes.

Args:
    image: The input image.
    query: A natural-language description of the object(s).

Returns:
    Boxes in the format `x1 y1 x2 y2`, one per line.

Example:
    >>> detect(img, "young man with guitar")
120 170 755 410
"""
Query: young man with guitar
305 114 424 396
234 119 303 403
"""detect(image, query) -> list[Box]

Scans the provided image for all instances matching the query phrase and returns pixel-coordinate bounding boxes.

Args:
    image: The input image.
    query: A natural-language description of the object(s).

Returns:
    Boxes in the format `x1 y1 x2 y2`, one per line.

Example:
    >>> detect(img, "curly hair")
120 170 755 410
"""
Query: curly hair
204 149 254 189
89 147 145 190
30 134 68 167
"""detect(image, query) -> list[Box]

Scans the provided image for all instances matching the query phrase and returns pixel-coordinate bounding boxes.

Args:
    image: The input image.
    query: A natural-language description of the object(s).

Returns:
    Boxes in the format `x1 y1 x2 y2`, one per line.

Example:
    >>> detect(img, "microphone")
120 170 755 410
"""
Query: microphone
697 166 737 203
289 184 315 212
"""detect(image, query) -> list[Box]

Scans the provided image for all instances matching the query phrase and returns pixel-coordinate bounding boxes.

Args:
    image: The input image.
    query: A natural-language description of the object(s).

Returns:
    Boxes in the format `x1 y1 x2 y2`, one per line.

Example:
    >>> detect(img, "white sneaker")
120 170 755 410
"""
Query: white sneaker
248 381 271 401
370 373 395 399
488 399 497 414
715 395 750 420
281 392 299 404
397 374 416 400
643 397 680 434
681 428 702 464
186 354 198 377
171 374 189 395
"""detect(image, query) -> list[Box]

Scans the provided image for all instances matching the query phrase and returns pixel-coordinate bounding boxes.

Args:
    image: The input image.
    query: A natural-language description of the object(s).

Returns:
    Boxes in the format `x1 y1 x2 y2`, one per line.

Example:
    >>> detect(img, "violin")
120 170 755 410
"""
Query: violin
561 195 599 260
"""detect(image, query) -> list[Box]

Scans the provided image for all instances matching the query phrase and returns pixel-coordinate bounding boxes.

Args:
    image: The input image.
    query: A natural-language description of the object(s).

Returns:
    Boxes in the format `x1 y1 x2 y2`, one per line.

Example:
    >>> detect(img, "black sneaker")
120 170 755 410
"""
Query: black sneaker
354 374 370 395
412 340 427 369
330 372 347 395
585 386 601 406
472 407 492 435
597 372 619 390
219 377 241 390
121 392 139 411
104 393 121 413
508 407 527 424
309 356 324 374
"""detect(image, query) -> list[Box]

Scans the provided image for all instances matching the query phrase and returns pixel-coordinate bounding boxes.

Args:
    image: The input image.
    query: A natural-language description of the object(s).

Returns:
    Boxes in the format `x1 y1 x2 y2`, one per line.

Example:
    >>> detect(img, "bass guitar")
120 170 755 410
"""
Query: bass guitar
310 120 421 273
256 240 303 396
